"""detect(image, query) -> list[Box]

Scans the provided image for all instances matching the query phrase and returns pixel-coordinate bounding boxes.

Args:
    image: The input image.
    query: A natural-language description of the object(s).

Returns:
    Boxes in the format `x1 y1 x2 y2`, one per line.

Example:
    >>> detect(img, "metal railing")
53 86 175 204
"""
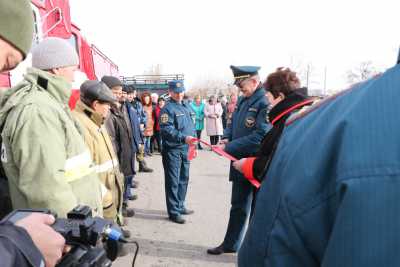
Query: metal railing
121 74 184 86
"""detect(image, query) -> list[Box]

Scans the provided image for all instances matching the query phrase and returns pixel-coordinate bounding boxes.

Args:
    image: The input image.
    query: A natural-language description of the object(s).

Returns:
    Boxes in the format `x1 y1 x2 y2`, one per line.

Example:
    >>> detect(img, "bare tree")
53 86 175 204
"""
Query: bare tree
190 77 231 99
289 56 317 89
346 61 380 84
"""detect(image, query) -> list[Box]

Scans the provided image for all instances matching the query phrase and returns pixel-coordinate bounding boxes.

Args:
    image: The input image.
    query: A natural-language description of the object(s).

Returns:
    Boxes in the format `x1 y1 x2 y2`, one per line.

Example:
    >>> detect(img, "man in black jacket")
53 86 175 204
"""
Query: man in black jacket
103 76 137 217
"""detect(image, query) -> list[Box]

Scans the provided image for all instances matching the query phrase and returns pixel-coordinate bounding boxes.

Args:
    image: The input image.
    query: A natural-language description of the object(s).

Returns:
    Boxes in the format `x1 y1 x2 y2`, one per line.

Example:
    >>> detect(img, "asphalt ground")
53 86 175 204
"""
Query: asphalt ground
113 147 238 267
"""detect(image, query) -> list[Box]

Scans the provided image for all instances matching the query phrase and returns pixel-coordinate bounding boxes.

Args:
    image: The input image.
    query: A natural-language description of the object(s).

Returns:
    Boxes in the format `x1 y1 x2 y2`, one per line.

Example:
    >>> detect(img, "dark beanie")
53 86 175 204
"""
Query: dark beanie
0 0 34 58
101 76 122 89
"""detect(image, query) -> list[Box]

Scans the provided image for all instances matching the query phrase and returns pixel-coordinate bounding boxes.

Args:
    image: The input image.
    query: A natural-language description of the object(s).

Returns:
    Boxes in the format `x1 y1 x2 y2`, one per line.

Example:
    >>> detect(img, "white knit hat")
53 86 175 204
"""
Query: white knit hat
32 37 79 70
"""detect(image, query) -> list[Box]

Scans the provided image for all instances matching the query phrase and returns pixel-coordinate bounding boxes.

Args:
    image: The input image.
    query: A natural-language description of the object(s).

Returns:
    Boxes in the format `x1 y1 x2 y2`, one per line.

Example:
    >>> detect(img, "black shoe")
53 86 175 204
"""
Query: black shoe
181 208 194 215
207 244 236 255
121 228 131 238
198 145 203 150
169 215 186 224
122 208 135 217
128 194 138 201
139 161 154 173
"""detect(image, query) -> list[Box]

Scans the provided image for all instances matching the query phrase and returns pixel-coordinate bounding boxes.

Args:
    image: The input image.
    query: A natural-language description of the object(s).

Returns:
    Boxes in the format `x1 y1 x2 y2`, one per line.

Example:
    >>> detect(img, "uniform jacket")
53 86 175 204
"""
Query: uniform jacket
223 87 270 181
239 66 400 267
72 100 124 223
0 223 44 267
105 103 135 177
190 102 205 131
204 102 224 136
160 99 196 149
0 68 103 218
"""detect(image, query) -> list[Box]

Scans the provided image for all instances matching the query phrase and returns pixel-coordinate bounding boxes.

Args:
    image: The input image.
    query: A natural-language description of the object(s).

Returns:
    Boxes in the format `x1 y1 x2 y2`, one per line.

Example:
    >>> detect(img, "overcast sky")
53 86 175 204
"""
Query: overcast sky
69 0 399 92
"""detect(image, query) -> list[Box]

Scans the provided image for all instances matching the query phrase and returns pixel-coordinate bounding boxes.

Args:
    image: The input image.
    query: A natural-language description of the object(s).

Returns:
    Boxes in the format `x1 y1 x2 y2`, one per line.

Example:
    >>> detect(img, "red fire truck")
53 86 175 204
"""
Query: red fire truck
0 0 119 109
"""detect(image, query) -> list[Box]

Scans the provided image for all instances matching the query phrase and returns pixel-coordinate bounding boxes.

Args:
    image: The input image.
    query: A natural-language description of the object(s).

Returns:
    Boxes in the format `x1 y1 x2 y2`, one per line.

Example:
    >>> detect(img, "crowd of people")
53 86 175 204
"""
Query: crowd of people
2 1 400 267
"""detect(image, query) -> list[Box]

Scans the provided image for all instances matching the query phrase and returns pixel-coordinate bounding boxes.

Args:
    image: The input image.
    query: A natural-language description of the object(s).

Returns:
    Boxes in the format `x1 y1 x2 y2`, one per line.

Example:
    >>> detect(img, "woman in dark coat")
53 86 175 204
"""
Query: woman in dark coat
233 67 315 182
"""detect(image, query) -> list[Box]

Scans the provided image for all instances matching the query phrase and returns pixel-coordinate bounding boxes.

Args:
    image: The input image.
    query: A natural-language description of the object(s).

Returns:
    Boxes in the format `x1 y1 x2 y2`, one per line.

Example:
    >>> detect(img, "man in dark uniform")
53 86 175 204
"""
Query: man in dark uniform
160 80 196 224
238 63 400 267
208 66 270 255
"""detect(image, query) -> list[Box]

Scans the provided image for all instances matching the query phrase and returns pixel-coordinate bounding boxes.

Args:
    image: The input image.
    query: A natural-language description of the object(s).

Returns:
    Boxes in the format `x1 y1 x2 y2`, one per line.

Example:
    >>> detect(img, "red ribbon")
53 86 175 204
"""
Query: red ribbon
193 139 261 188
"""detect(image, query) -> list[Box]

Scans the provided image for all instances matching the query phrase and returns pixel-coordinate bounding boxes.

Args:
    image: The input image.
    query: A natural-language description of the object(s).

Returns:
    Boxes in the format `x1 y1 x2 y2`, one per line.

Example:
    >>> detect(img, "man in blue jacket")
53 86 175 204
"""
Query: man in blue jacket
239 64 400 266
123 85 143 189
126 87 154 173
160 80 196 224
208 66 270 255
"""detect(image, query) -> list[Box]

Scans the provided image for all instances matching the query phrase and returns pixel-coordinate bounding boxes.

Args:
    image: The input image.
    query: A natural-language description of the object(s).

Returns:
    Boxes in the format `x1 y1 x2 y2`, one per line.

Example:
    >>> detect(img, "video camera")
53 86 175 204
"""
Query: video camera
2 205 136 267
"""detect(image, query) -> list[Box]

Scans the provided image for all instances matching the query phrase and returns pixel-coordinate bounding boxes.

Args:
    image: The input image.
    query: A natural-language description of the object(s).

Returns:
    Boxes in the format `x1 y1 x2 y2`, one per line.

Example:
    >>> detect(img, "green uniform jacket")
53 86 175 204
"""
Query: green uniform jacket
0 68 103 218
73 100 124 224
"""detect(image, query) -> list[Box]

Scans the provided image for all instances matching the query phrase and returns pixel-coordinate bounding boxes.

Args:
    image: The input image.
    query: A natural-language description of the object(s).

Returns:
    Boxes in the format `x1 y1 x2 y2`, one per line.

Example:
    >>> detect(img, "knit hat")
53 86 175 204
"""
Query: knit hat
0 0 34 58
32 37 79 70
101 76 123 89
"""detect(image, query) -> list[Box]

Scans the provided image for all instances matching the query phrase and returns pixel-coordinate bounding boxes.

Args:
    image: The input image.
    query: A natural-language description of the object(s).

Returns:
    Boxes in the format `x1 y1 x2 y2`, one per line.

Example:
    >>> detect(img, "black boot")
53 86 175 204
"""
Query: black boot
207 244 236 255
139 160 153 173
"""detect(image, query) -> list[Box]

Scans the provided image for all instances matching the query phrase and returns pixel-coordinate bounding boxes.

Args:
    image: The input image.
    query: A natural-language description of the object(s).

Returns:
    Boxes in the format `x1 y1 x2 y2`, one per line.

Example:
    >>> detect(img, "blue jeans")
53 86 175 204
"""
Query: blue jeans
144 136 152 155
123 175 134 201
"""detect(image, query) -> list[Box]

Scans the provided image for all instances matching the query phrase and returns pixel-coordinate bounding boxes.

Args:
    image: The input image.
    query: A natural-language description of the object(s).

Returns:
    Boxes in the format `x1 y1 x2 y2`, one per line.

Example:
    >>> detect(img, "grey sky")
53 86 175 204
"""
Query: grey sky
70 0 399 92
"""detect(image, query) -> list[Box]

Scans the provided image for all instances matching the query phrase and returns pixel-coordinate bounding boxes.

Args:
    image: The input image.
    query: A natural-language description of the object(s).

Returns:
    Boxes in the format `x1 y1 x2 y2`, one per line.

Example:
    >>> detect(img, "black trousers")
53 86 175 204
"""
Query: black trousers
210 135 220 145
196 130 202 148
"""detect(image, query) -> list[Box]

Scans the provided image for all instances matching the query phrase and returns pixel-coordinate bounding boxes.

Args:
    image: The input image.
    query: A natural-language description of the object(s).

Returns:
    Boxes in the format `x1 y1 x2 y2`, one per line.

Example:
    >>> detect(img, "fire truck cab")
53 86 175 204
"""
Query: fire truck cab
0 0 119 109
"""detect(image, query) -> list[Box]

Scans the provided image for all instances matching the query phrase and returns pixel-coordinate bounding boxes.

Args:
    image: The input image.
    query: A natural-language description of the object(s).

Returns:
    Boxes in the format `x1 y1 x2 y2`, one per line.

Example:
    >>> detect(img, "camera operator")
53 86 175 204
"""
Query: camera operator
0 1 66 266
1 213 65 267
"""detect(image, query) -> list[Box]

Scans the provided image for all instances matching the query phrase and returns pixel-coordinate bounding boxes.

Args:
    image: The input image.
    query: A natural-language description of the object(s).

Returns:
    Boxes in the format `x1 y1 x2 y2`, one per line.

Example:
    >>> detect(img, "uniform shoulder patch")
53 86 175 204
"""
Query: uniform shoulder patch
160 113 169 124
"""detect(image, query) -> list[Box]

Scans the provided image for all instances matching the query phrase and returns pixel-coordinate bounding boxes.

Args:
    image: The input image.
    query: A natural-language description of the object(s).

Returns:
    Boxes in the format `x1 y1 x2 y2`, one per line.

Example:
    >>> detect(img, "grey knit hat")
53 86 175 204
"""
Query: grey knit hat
32 37 79 70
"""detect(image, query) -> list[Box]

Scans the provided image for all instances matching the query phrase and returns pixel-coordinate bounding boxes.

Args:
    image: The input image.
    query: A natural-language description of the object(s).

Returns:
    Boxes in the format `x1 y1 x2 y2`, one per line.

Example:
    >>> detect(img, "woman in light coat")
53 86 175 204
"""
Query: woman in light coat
204 95 224 145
